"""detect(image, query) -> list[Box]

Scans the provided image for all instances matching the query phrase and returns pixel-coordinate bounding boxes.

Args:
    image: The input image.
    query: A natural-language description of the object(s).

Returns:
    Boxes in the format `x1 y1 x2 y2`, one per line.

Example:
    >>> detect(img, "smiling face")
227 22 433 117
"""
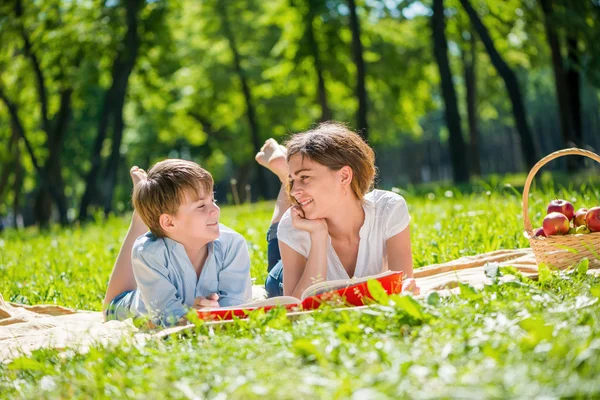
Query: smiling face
288 154 347 220
164 188 220 246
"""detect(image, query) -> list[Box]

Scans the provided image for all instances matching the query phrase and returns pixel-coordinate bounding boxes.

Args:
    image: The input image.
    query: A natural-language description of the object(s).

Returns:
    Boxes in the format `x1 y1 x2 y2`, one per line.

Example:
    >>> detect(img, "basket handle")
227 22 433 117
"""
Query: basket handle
523 147 600 236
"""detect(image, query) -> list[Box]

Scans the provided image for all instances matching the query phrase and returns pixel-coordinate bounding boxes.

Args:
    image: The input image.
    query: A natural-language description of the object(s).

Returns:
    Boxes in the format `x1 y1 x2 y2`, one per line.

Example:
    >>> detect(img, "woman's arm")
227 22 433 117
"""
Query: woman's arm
386 225 420 294
280 230 329 298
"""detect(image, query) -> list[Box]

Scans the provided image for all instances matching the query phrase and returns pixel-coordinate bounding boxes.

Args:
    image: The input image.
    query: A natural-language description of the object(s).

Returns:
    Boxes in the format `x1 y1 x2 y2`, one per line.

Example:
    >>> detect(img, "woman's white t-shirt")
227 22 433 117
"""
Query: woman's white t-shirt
277 189 411 281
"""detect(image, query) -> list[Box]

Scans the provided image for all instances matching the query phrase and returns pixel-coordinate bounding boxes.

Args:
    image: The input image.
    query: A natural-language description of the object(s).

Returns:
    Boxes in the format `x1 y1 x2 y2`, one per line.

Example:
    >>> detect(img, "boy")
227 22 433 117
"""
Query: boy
103 160 252 326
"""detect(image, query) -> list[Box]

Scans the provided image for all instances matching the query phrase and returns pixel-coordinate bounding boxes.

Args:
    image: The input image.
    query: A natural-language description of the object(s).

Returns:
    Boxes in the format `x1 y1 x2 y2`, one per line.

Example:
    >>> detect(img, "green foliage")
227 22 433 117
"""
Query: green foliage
1 189 600 397
2 0 599 220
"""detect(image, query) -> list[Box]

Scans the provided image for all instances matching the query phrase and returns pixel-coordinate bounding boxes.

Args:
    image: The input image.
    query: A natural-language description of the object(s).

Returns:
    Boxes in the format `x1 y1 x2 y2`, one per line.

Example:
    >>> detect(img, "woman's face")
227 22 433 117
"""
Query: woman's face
288 154 345 220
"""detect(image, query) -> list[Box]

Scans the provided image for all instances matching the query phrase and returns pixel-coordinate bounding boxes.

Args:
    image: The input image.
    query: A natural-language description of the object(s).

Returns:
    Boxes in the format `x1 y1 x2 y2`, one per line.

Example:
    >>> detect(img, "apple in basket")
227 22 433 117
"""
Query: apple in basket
547 199 575 221
533 227 546 237
543 212 570 236
574 208 588 227
586 207 600 232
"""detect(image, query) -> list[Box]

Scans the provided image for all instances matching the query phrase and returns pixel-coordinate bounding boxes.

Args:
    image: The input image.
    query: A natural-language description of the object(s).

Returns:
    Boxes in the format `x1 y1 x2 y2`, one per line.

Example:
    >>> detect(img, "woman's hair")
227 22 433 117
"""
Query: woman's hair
284 121 376 202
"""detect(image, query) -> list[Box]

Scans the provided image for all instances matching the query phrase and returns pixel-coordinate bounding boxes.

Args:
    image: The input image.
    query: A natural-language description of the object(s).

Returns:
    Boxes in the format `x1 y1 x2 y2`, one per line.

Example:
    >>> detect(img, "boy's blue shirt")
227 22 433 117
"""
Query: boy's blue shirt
128 224 252 326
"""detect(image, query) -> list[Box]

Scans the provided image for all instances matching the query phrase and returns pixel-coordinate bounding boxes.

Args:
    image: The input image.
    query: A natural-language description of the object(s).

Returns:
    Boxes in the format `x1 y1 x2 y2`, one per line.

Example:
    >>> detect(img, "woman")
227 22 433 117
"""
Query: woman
255 122 419 298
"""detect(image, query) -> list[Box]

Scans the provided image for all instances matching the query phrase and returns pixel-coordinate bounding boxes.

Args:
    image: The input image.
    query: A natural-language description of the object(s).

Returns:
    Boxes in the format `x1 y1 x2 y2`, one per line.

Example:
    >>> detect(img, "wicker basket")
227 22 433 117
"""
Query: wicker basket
523 148 600 269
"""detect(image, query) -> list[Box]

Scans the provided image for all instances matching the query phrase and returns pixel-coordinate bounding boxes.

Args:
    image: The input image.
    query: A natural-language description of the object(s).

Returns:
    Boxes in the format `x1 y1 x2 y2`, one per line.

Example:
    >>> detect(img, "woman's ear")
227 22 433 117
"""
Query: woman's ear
159 213 176 233
340 165 353 189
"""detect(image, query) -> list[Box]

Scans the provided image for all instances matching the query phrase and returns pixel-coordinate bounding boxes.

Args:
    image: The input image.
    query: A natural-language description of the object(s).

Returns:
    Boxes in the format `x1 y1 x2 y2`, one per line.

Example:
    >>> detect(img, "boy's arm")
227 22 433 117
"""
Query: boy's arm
216 235 252 307
132 248 188 326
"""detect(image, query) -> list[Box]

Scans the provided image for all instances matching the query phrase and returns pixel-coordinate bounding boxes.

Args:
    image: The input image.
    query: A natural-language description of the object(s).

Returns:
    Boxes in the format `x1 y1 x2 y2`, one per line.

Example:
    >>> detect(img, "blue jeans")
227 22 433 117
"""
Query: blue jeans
104 290 135 321
265 223 284 298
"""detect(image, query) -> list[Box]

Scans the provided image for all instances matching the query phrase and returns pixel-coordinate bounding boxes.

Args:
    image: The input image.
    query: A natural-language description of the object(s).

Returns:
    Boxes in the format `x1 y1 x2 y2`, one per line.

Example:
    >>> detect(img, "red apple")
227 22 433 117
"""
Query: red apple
586 207 600 232
533 227 546 237
543 212 570 236
547 199 575 221
574 208 588 227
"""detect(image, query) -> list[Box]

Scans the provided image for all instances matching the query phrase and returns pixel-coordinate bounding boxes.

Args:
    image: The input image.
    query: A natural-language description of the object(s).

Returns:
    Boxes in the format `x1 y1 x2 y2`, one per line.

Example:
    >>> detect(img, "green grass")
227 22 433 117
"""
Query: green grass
1 186 600 398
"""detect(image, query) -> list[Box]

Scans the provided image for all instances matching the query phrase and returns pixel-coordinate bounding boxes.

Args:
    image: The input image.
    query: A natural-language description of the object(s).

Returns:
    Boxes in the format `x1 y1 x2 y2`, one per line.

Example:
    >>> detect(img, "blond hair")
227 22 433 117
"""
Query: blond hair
132 159 213 237
285 121 376 202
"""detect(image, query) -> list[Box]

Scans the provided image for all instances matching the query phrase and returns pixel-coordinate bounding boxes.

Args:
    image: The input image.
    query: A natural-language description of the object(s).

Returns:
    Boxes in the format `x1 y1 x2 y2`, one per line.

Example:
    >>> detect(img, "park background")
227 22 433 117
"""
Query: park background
0 0 599 229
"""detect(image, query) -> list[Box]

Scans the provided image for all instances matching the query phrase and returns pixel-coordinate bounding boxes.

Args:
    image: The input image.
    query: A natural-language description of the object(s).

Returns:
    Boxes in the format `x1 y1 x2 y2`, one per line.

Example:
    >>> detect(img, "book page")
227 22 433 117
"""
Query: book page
199 296 301 312
300 270 400 300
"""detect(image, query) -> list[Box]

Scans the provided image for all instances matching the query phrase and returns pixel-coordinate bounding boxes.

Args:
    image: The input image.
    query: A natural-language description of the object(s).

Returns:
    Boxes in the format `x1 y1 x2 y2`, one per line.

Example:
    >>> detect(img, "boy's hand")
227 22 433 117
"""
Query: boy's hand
402 278 420 296
193 293 220 309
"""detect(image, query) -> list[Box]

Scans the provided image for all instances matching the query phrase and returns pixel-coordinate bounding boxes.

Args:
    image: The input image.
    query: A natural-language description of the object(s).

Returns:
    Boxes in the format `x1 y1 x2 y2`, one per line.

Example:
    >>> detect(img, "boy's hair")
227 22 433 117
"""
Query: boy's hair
132 159 213 237
284 121 376 202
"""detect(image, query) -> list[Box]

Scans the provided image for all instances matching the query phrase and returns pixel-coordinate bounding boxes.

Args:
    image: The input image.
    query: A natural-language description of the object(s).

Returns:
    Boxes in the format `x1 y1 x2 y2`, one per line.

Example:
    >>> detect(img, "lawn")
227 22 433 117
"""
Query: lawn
1 183 599 398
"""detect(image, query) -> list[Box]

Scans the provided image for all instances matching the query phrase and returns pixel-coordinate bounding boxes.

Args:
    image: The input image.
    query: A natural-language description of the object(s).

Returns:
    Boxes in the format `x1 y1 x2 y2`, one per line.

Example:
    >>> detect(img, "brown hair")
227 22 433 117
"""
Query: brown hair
132 159 213 237
285 121 376 202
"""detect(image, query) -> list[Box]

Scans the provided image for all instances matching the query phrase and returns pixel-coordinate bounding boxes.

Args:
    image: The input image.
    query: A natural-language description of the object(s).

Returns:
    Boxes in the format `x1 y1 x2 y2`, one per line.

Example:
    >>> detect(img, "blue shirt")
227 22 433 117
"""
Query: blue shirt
128 224 252 326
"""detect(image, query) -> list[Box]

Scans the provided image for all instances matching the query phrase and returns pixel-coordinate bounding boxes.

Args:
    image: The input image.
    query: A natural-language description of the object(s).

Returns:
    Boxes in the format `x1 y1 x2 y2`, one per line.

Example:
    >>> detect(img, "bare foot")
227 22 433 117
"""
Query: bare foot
255 139 288 182
129 166 149 227
130 166 148 187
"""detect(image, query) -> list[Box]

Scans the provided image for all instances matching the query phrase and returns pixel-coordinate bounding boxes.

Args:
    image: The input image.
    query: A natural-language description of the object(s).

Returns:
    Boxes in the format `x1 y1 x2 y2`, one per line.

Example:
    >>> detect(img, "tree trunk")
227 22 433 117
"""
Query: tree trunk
347 0 368 139
0 87 42 172
13 140 23 229
0 85 56 228
218 3 268 200
15 0 50 136
432 0 470 183
78 84 116 221
0 160 12 201
566 36 582 146
306 0 331 121
0 126 18 199
13 0 71 226
78 0 143 219
103 83 129 216
46 88 74 225
462 30 481 176
539 0 573 148
45 156 69 225
460 0 537 169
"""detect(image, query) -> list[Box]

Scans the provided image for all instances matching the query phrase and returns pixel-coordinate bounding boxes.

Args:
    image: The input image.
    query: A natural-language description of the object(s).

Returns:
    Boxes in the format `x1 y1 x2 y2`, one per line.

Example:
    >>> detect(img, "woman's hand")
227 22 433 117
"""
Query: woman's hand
291 206 328 235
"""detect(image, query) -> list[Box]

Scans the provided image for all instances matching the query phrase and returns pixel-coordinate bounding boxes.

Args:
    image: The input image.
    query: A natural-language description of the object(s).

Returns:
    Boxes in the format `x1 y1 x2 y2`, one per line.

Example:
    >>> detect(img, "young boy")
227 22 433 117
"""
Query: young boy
103 159 252 326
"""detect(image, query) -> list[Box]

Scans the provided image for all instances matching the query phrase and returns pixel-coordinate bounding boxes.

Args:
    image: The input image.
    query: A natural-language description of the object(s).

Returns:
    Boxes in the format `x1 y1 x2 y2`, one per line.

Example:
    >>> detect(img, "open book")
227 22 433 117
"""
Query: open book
196 270 403 321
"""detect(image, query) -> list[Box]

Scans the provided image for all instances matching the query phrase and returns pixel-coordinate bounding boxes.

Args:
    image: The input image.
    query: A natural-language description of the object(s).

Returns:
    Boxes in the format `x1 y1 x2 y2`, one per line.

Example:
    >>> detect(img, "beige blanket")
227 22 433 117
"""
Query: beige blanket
1 248 596 363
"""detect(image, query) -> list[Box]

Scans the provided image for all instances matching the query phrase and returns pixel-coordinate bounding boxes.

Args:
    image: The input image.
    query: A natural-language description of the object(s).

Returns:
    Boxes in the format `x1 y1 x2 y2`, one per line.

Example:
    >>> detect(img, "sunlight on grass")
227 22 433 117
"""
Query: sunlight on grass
1 185 599 398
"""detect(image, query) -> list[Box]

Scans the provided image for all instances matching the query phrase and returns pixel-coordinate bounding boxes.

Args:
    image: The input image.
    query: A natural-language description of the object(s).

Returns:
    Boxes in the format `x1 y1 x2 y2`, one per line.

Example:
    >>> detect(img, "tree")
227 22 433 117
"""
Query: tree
347 0 369 139
305 0 331 121
461 29 481 176
5 0 84 226
460 0 537 169
539 0 576 149
102 0 146 216
79 0 146 220
432 0 470 183
217 1 268 200
539 0 588 171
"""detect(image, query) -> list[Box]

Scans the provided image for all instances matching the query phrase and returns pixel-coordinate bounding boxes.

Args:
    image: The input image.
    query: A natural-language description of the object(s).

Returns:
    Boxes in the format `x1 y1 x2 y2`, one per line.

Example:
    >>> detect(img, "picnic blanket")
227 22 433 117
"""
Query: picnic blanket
1 248 597 363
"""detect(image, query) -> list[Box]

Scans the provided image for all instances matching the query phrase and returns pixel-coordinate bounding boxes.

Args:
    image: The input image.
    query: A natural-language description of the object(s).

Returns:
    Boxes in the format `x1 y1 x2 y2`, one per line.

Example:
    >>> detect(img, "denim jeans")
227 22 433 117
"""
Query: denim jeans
104 289 135 321
264 223 284 298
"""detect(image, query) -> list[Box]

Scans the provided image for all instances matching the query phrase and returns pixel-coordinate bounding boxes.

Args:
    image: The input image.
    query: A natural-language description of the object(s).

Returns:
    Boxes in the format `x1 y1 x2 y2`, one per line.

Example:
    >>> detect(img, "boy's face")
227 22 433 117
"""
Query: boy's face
167 188 220 246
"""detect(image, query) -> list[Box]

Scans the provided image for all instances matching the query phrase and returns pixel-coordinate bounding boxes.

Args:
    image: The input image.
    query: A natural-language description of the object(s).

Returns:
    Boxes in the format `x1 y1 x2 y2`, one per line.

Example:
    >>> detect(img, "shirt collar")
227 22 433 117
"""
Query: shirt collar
160 234 215 259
